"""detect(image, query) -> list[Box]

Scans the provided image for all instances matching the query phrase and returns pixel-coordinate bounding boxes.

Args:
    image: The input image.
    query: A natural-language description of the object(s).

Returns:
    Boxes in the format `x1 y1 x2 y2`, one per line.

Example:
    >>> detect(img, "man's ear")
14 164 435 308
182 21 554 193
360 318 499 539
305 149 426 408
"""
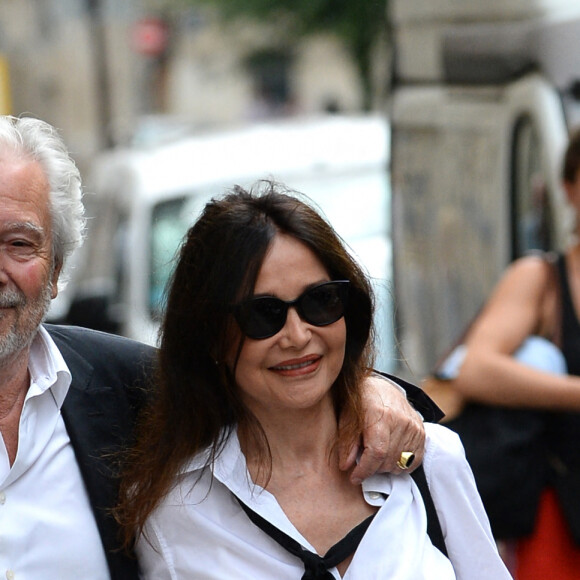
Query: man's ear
51 259 63 299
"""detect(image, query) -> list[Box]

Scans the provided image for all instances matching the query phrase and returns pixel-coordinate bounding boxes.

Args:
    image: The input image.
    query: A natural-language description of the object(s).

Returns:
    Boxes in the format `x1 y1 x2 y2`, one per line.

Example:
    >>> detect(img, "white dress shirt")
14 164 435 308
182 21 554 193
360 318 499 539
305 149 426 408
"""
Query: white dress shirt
137 423 511 579
0 326 110 579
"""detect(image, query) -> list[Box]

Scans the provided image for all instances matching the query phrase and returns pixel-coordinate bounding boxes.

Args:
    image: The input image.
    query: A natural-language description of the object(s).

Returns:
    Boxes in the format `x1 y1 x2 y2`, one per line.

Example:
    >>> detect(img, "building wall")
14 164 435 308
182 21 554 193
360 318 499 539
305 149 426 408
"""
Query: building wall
0 0 387 169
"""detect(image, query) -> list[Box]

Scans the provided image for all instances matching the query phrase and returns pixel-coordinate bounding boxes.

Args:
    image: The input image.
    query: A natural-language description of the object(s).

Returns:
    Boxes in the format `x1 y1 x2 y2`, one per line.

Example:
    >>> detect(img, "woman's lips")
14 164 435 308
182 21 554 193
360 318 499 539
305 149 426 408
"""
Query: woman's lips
269 355 321 375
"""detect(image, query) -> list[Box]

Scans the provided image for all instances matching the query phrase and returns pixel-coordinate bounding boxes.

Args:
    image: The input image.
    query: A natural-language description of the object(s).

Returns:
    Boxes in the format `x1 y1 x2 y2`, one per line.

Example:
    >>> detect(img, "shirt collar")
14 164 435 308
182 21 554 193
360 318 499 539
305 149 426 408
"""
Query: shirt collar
26 325 72 408
184 428 395 506
183 430 245 476
182 429 269 500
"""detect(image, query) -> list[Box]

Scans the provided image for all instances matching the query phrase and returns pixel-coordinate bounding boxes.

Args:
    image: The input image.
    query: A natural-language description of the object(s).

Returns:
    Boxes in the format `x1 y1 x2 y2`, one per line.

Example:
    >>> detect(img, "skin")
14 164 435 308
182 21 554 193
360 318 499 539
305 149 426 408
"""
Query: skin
232 233 347 425
0 154 60 464
338 375 425 482
452 169 580 411
231 234 378 569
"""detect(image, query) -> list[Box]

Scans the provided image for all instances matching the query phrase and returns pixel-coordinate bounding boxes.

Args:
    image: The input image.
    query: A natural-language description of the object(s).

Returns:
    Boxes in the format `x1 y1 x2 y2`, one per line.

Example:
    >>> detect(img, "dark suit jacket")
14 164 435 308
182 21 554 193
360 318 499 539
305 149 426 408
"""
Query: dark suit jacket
44 325 440 579
46 324 156 580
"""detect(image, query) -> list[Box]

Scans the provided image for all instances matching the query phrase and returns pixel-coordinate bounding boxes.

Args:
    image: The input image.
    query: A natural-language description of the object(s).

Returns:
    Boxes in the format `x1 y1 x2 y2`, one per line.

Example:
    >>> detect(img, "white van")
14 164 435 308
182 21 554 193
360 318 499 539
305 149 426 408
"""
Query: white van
389 0 580 376
56 115 397 371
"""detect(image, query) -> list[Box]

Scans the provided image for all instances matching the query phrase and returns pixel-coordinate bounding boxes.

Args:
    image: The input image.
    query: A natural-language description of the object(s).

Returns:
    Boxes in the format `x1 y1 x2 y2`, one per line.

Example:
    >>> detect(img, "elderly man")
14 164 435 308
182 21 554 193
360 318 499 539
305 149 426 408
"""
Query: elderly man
0 115 438 579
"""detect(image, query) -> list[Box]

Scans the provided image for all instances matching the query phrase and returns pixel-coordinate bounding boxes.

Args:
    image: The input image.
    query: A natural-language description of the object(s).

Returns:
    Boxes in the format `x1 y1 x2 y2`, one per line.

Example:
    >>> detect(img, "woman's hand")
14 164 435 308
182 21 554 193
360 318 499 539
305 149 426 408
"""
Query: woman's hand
338 374 426 484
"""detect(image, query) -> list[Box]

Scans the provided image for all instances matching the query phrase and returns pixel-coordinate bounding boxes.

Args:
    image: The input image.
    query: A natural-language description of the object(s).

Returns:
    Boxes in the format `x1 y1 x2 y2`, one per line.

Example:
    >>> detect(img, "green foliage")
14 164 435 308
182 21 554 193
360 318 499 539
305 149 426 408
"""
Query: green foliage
190 0 390 110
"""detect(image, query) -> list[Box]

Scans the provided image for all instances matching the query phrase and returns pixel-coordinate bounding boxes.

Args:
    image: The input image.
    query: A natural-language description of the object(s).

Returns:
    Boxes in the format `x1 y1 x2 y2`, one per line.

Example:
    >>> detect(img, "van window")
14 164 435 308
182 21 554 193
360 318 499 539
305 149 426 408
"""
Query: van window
149 197 191 318
149 192 214 318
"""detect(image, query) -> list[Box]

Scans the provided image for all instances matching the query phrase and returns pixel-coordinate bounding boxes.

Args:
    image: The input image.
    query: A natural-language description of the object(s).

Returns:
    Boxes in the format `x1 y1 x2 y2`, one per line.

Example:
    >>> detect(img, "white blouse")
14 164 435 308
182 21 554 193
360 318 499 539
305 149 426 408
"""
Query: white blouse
137 423 511 579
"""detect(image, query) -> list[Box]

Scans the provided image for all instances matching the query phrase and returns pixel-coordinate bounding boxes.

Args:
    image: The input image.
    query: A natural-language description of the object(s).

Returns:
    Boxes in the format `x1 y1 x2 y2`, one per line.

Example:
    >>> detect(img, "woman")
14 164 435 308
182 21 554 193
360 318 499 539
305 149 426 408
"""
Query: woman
447 128 580 579
117 182 509 578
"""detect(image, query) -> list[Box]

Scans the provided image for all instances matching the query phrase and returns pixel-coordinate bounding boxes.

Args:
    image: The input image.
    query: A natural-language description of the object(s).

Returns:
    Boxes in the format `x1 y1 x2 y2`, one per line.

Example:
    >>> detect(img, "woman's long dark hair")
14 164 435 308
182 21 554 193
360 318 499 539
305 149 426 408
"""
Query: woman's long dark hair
115 180 376 547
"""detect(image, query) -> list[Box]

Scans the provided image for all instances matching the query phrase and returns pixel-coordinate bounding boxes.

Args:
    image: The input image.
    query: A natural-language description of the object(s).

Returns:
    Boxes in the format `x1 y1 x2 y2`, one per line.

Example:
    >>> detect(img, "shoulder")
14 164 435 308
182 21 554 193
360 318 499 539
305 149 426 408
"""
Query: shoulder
375 371 445 423
421 424 483 514
502 253 555 286
481 253 555 313
422 423 468 480
44 324 157 383
44 323 155 356
422 423 482 498
424 423 464 457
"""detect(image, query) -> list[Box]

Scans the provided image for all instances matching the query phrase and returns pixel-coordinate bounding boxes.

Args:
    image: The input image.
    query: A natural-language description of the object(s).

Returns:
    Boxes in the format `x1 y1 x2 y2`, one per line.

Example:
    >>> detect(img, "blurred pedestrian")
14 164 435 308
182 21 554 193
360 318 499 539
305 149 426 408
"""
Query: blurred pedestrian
447 127 580 579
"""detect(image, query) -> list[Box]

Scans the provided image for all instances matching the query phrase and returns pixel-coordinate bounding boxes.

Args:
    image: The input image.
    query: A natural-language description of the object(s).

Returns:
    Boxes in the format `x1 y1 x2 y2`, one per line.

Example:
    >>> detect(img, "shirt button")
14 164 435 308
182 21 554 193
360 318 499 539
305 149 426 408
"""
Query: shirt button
0 492 5 505
368 491 382 500
6 570 15 580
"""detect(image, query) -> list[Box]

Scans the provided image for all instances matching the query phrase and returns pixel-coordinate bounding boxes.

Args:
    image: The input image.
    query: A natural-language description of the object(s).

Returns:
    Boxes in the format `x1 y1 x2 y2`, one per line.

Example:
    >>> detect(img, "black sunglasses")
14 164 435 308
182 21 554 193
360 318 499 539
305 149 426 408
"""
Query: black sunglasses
233 280 350 340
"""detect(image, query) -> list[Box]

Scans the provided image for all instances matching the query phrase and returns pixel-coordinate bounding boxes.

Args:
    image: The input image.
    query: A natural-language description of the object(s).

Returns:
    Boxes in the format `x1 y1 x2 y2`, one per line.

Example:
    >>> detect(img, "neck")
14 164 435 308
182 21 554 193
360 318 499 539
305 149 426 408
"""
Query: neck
0 350 31 465
239 398 339 486
0 350 30 409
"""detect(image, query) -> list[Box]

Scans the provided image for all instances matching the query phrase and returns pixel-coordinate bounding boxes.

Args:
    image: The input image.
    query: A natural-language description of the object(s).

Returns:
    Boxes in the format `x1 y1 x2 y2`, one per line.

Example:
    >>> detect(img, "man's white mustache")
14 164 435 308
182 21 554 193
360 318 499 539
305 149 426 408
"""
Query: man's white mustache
0 289 26 308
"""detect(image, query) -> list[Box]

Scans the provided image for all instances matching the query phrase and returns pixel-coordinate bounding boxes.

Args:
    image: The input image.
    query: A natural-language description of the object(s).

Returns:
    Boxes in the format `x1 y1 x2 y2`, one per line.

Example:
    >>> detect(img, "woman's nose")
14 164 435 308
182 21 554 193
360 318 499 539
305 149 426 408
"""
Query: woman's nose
278 306 311 347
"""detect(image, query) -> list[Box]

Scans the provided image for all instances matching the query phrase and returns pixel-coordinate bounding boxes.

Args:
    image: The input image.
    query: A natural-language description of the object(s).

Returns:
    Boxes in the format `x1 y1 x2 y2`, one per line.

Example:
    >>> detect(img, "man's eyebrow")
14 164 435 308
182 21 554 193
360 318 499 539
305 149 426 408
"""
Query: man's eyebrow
2 222 46 239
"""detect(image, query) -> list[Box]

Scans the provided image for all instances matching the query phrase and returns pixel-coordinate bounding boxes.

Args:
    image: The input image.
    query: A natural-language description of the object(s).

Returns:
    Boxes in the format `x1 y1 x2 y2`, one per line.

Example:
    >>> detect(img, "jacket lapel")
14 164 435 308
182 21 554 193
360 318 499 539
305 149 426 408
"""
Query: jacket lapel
49 326 141 580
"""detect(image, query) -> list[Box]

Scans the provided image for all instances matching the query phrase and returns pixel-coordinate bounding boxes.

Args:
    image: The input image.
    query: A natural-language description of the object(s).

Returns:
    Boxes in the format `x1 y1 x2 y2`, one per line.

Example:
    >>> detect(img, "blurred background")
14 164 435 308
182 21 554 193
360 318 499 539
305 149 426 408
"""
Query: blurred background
0 0 400 369
0 0 390 170
2 0 580 380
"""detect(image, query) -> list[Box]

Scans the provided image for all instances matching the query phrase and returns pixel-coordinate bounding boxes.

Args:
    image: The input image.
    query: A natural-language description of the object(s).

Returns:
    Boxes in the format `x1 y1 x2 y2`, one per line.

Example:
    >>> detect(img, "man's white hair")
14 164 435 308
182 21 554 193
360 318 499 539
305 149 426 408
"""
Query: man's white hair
0 115 86 289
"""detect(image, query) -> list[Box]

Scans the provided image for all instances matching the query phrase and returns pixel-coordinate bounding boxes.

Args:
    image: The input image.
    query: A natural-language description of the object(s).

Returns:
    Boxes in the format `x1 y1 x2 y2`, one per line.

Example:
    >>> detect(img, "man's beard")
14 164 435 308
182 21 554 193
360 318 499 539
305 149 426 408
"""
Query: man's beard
0 282 53 365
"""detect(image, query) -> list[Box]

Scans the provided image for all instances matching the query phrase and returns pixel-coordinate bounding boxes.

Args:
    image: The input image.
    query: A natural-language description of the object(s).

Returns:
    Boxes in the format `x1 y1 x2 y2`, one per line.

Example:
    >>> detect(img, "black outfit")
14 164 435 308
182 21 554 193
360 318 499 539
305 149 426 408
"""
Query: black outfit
44 325 441 579
558 254 580 374
546 256 580 543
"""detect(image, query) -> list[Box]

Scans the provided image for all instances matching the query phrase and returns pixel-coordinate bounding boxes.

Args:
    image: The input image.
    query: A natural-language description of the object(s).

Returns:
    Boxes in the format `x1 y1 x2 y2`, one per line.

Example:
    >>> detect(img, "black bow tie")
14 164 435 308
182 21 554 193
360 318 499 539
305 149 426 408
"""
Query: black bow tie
236 498 376 579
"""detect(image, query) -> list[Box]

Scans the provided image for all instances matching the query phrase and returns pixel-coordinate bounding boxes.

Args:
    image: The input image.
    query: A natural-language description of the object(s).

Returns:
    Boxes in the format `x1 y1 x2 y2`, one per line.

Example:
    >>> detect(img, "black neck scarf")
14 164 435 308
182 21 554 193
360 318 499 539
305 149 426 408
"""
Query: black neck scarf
236 497 377 580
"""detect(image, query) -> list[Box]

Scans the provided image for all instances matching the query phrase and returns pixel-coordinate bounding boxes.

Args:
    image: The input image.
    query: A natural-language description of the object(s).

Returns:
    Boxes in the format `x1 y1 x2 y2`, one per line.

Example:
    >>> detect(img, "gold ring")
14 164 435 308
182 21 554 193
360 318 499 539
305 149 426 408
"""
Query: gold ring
396 451 415 470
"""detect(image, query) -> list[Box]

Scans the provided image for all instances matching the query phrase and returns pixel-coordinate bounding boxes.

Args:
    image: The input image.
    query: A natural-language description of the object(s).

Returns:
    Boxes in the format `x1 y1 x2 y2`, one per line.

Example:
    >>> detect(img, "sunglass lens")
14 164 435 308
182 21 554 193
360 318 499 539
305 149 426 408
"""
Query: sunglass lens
301 283 347 325
242 297 287 339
